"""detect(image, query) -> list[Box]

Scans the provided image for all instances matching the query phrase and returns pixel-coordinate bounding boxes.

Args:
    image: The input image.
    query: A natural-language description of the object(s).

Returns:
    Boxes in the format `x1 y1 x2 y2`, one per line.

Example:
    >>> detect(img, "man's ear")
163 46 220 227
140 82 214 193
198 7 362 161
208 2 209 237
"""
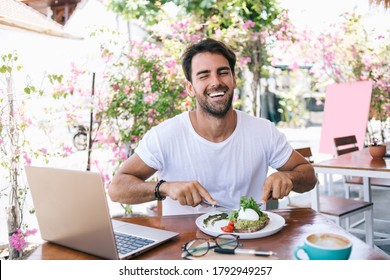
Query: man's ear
186 80 195 97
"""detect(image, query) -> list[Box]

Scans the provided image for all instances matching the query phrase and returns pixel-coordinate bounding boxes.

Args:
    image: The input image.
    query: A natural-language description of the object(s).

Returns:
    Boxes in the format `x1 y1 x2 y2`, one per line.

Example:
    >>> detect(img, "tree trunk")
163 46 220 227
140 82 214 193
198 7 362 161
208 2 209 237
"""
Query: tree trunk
5 62 22 259
249 39 263 117
6 205 21 259
251 71 260 116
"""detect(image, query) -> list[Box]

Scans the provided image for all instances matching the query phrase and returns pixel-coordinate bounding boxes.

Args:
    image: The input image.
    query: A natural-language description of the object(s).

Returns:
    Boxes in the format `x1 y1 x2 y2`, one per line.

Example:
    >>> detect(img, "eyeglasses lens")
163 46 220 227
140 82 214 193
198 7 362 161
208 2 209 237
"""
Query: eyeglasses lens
185 238 210 257
215 234 239 249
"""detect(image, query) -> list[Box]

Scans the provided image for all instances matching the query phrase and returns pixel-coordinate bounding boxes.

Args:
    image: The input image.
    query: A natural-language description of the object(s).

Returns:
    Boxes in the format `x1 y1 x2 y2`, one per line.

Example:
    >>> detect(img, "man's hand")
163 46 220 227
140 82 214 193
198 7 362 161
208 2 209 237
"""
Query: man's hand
159 180 216 207
260 172 293 204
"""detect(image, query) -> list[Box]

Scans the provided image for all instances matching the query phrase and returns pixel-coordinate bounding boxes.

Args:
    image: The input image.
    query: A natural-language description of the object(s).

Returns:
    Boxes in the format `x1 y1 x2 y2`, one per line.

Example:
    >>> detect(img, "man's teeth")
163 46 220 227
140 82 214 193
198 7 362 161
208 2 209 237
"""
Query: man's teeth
209 92 224 97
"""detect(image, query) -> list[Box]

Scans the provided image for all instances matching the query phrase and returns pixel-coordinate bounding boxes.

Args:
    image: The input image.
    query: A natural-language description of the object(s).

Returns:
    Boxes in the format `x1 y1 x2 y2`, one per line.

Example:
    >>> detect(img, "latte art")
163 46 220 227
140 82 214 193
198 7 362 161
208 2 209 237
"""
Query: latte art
308 234 350 249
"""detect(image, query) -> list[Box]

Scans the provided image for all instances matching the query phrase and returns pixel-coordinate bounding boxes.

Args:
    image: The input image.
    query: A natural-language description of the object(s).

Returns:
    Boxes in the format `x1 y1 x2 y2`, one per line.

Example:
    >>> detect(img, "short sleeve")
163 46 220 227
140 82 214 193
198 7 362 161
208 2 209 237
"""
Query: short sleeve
134 128 163 171
268 124 293 169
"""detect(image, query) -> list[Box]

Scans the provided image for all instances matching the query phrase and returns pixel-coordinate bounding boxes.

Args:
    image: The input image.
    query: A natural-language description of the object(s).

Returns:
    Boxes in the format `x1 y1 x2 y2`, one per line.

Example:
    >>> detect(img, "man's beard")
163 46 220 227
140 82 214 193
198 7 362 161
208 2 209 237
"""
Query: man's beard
196 86 233 117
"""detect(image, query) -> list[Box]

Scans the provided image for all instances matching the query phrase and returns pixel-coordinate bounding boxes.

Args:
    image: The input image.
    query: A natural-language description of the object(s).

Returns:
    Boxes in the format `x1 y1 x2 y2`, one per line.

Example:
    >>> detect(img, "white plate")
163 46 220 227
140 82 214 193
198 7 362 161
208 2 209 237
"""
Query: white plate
196 211 285 239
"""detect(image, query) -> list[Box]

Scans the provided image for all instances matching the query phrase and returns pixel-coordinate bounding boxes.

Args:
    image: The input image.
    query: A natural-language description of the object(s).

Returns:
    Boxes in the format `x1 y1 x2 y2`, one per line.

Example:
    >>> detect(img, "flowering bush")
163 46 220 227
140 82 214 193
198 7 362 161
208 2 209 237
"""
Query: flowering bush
270 11 389 138
102 39 189 156
0 52 53 258
10 228 37 252
49 37 191 176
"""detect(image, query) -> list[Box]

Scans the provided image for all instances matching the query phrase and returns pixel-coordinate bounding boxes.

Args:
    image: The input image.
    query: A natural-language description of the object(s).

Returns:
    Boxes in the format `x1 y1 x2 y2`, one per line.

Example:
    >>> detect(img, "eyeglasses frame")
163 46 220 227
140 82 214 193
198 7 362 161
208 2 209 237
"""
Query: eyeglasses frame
181 233 241 257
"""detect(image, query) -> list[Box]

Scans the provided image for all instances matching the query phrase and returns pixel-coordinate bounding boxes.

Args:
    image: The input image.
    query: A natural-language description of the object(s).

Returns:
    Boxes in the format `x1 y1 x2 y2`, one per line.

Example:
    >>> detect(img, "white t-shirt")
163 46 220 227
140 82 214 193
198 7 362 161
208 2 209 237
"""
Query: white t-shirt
135 110 293 215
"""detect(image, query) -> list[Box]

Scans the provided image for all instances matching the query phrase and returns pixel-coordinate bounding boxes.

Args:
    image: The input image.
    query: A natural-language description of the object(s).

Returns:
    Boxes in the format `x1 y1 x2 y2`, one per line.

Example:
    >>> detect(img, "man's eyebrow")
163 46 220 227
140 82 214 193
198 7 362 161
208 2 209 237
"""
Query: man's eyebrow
217 66 230 72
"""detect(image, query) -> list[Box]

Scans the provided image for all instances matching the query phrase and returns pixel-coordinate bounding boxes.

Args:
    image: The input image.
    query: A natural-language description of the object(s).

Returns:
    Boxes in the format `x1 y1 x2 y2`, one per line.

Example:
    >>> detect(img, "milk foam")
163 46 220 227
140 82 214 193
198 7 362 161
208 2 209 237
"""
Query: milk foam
308 234 350 249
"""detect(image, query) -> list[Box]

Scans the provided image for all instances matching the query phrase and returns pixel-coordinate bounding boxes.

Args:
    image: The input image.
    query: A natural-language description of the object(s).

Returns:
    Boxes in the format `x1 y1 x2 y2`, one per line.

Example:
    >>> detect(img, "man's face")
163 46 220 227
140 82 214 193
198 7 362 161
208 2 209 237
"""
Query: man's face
186 52 237 117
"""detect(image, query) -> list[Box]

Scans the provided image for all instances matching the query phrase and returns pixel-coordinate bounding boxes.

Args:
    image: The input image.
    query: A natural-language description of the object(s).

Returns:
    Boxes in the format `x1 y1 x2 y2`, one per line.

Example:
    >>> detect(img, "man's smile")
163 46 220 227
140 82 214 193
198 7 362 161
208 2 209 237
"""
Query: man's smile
208 92 225 98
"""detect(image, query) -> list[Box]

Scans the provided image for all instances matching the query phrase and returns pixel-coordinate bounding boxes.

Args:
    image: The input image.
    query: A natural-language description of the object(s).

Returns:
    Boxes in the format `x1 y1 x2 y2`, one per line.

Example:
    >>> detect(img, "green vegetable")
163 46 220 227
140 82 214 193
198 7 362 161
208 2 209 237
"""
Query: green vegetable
240 196 263 217
235 217 267 229
229 196 266 221
203 213 228 227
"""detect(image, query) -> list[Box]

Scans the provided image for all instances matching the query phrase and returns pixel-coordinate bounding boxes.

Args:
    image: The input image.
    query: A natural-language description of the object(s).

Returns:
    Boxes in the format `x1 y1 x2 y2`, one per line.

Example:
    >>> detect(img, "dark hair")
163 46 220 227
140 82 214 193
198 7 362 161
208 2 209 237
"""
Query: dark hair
181 38 236 82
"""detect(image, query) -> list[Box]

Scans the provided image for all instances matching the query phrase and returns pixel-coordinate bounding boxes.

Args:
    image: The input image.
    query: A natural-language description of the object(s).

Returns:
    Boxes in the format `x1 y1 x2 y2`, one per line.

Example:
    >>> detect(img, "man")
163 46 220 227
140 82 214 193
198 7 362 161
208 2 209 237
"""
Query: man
108 38 317 215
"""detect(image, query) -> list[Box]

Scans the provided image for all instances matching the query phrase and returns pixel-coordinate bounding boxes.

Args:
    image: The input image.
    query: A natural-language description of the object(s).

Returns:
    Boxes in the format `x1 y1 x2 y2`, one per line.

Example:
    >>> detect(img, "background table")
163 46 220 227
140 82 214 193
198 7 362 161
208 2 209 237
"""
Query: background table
27 208 388 260
313 146 390 202
312 148 390 246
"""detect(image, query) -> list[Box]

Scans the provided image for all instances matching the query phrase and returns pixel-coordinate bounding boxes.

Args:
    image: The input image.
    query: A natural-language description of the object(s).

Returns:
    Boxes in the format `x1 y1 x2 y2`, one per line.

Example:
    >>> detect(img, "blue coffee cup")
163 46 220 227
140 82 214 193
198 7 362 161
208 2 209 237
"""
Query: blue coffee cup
294 233 352 260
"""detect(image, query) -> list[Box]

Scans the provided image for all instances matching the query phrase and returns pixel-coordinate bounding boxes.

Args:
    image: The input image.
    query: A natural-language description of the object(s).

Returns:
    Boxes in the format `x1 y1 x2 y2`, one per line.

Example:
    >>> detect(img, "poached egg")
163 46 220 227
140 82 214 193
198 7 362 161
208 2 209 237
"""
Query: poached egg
237 207 259 221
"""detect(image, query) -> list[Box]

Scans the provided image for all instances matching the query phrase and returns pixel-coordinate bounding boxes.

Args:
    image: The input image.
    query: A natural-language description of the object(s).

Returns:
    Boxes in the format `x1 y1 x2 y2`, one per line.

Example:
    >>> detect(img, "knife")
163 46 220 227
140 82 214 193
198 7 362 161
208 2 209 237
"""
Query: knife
200 201 235 212
200 200 264 211
214 248 276 257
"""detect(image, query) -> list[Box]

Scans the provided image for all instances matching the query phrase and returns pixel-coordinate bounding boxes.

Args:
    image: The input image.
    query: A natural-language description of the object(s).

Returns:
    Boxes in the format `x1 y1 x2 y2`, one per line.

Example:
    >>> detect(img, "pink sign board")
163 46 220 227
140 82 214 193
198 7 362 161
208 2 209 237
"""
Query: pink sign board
319 81 372 155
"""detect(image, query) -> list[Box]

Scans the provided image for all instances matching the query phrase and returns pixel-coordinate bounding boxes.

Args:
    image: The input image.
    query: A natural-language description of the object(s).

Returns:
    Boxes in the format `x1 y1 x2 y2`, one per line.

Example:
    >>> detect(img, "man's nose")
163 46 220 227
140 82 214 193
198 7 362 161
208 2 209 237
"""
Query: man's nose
209 73 222 87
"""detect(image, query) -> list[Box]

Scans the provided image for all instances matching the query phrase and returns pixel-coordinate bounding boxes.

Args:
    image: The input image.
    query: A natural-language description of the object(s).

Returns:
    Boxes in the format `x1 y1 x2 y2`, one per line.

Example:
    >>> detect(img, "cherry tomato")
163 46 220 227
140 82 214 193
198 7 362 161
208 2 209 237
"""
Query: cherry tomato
220 225 234 232
221 220 234 232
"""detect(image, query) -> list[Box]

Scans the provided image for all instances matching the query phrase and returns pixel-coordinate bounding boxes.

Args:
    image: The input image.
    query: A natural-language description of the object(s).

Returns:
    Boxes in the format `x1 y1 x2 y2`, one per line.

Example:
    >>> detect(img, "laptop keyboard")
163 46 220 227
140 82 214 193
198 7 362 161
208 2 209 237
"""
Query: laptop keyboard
114 232 155 255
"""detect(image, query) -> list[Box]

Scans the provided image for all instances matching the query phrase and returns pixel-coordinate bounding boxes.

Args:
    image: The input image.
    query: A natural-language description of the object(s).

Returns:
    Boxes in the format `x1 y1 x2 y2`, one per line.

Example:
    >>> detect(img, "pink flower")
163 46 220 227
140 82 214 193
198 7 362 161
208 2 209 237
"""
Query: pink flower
215 29 222 39
41 148 47 155
243 20 255 31
239 57 252 67
63 146 72 153
23 152 32 166
124 85 130 94
10 230 26 251
144 93 156 104
10 228 37 252
112 84 119 92
62 146 73 157
288 62 300 71
118 148 127 160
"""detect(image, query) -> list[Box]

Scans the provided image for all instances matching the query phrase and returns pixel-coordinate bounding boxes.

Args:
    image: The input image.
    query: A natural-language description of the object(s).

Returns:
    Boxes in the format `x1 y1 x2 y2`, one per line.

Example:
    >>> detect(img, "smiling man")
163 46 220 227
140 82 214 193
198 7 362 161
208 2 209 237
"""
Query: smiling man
108 38 317 215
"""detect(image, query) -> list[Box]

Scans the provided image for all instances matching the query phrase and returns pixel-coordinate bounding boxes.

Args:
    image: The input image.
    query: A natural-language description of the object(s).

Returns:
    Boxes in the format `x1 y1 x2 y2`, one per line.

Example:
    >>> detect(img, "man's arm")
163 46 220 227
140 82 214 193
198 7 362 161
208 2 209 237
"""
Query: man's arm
108 153 158 204
108 153 216 206
260 150 317 203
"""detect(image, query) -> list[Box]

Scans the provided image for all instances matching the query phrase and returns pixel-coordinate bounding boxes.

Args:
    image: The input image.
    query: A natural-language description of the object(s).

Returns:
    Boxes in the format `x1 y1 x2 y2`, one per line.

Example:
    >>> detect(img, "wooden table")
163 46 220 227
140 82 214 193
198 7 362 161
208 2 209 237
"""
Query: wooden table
27 208 388 260
312 147 390 246
313 147 390 202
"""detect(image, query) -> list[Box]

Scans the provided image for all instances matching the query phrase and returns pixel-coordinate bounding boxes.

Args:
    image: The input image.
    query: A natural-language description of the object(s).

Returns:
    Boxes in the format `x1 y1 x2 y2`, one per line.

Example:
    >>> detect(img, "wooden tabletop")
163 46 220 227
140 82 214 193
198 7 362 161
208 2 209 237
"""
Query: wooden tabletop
313 148 390 173
27 208 389 260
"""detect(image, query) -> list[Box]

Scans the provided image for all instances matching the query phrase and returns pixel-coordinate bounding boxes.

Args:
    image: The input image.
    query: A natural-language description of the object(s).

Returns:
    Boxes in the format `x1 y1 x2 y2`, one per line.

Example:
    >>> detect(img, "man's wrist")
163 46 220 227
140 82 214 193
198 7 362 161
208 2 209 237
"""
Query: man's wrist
154 180 166 200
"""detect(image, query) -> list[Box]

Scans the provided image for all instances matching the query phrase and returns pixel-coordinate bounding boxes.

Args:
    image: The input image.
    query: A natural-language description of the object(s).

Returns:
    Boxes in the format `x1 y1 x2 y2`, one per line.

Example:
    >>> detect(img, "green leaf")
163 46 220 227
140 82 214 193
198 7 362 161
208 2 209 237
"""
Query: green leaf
239 196 263 216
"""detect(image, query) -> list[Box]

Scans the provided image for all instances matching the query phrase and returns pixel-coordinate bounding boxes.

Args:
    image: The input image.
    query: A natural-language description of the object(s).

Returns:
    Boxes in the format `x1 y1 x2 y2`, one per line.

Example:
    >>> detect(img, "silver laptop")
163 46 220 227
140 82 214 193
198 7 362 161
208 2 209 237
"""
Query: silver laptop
25 166 178 259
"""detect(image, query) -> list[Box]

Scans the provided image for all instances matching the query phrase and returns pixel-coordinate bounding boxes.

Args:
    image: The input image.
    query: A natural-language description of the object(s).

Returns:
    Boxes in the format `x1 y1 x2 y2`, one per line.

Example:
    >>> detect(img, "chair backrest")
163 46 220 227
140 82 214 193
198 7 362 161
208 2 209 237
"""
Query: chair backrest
333 135 359 156
295 147 314 163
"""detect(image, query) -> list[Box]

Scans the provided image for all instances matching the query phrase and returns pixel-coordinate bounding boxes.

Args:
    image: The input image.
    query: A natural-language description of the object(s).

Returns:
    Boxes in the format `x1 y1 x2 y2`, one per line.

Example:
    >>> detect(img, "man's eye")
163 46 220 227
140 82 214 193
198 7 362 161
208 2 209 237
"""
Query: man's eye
219 71 229 76
199 75 208 79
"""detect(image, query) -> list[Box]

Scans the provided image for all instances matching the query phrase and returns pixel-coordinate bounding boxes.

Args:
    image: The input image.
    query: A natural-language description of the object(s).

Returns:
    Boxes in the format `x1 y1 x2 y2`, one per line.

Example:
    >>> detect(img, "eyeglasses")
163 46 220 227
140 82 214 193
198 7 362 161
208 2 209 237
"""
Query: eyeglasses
181 234 241 257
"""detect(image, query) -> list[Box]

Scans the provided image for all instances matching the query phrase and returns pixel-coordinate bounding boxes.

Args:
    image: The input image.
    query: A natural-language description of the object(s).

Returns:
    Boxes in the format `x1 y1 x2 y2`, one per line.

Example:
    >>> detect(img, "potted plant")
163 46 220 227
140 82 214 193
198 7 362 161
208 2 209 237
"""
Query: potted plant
368 137 387 158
